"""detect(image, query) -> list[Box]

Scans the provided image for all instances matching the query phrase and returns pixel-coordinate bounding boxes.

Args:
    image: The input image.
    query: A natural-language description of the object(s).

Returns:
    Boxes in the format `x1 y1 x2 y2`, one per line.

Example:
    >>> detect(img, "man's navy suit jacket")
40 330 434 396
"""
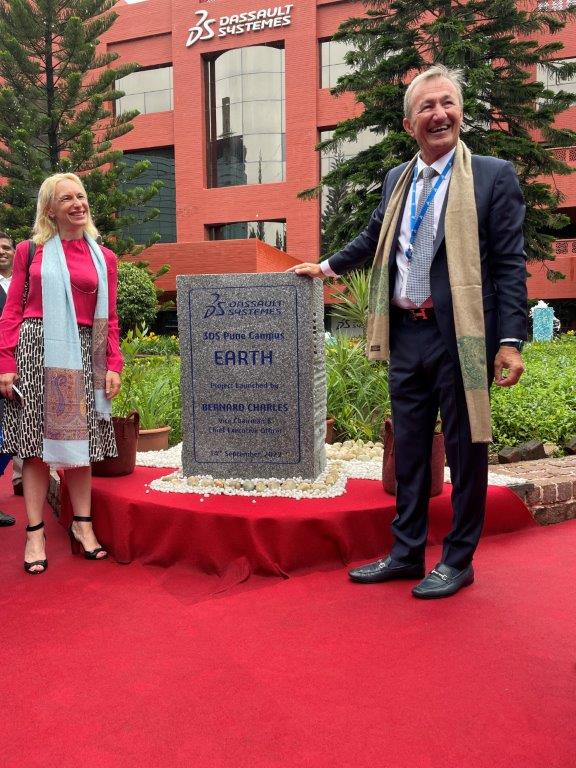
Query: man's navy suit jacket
328 154 528 377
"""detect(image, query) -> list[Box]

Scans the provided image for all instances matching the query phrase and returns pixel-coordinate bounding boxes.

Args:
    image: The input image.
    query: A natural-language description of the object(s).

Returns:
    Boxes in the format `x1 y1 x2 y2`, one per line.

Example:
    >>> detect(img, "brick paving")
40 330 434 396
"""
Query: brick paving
489 455 576 525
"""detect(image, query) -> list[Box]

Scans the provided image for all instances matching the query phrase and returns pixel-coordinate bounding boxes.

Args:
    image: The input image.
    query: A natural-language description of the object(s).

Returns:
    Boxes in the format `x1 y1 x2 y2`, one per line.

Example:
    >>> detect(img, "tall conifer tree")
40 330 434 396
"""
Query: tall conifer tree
0 0 161 254
307 0 576 271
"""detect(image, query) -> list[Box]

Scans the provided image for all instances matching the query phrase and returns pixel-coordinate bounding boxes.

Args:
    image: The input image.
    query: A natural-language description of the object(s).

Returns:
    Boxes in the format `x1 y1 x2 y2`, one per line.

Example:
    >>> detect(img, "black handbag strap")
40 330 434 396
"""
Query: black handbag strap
22 240 36 309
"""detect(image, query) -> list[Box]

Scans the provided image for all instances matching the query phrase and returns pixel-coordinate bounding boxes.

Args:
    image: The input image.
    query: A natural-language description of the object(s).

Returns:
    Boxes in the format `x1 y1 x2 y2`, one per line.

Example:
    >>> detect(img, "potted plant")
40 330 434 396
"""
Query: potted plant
325 334 390 442
327 269 370 337
113 326 181 451
381 418 445 497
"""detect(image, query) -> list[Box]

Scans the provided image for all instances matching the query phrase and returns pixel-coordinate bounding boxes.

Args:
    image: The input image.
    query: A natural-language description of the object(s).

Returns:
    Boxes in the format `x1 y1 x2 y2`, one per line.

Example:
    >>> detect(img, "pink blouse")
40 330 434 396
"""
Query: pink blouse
0 239 123 374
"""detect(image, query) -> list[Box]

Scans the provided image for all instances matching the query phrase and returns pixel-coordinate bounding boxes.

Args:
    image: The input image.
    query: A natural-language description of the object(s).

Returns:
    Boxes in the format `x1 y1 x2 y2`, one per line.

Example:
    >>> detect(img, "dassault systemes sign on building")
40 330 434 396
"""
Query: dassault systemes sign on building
186 5 294 47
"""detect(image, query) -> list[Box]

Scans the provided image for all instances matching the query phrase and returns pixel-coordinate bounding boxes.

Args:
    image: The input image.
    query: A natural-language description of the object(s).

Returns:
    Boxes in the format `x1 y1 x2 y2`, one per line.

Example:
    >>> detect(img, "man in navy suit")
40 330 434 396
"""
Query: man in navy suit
290 65 527 598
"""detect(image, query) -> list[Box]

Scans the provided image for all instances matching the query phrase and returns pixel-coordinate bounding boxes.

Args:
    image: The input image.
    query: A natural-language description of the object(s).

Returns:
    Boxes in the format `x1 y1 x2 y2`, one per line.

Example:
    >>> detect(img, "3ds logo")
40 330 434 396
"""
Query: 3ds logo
186 10 216 47
203 293 226 318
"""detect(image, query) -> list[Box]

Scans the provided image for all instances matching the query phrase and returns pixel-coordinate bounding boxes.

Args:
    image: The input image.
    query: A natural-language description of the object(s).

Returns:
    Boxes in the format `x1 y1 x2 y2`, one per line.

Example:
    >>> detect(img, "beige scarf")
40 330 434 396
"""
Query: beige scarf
366 139 492 443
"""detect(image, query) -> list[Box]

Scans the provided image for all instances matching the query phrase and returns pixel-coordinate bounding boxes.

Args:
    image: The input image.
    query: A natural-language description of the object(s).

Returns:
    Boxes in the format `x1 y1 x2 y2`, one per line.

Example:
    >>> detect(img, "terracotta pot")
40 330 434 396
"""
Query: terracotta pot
137 426 171 452
325 418 335 444
381 418 445 497
92 412 140 476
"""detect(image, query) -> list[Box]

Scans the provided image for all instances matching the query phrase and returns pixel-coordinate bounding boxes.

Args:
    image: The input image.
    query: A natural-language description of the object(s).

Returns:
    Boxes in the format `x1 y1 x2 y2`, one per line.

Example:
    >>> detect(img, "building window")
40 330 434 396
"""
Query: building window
208 221 286 251
537 58 576 95
320 39 355 89
319 129 379 257
205 45 285 188
116 66 173 116
319 128 379 210
121 148 176 244
537 1 575 9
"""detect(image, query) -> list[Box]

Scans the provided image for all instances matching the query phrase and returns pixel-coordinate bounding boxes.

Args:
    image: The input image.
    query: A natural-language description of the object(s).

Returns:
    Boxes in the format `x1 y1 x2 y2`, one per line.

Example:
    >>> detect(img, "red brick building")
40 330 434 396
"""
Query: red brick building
105 0 576 313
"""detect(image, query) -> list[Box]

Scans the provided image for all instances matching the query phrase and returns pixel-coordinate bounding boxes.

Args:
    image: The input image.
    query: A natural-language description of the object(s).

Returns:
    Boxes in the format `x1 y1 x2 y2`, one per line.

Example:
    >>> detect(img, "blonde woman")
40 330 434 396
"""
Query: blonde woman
0 173 123 573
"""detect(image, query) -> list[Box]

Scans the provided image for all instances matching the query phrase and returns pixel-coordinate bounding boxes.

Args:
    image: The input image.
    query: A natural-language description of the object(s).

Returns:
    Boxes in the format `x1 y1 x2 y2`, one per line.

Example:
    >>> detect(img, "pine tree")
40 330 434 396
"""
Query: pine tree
0 0 161 254
320 151 350 258
306 0 576 271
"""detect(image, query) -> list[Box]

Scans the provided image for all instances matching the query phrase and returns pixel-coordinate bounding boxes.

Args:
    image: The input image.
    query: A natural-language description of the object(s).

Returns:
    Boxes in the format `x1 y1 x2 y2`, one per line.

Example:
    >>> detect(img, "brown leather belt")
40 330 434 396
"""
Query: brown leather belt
392 306 436 322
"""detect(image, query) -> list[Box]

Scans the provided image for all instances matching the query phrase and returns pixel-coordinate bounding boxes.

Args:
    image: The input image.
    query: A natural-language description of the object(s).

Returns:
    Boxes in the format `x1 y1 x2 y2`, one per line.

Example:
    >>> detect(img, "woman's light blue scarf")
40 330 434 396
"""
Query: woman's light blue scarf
41 233 110 468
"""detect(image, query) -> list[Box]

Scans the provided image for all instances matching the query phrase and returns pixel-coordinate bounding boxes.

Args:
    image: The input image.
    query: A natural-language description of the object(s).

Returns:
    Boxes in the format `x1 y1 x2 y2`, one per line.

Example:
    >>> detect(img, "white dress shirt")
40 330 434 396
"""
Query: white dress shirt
321 149 520 344
320 148 455 311
392 149 454 308
0 273 12 295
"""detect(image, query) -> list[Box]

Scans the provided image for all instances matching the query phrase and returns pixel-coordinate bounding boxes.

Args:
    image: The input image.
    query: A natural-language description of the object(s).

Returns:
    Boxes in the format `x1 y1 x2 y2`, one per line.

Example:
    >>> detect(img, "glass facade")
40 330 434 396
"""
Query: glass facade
116 66 173 116
208 221 286 251
320 39 355 89
122 148 177 244
205 45 285 187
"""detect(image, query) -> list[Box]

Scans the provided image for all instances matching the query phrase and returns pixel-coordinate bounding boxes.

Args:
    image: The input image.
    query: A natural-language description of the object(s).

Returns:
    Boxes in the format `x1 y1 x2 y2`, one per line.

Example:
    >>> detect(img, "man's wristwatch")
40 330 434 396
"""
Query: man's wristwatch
500 341 524 352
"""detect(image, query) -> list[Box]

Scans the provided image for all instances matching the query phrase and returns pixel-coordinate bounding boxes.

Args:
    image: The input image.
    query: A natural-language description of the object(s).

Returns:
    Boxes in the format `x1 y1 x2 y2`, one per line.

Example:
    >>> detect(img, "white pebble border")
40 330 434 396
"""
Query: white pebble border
137 443 184 468
140 441 385 499
136 442 525 497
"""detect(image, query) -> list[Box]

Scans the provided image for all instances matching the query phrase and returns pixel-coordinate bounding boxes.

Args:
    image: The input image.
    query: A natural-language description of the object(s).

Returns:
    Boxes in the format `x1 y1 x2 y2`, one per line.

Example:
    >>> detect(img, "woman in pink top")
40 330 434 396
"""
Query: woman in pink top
0 173 123 574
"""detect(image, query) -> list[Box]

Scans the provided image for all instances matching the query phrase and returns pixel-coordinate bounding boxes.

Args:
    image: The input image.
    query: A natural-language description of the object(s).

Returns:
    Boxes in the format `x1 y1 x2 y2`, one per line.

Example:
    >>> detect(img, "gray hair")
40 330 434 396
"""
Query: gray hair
404 65 464 117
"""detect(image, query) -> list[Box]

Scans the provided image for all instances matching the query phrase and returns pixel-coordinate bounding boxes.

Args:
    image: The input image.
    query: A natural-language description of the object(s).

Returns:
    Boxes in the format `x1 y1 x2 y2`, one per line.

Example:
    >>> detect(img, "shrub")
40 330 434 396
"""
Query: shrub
114 326 181 444
325 334 576 449
327 269 370 335
326 334 390 441
116 261 158 335
491 336 576 449
136 330 179 356
110 330 576 452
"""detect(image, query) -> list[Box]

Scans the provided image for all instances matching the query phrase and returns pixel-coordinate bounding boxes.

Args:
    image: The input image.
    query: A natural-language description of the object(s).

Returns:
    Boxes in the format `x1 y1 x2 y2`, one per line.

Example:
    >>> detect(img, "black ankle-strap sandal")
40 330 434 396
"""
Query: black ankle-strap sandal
24 521 48 575
68 515 108 561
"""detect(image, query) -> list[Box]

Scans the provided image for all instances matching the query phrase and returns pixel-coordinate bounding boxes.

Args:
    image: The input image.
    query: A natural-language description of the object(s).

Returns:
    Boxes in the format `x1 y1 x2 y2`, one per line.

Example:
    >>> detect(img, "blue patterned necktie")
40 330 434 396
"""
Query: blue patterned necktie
405 166 438 306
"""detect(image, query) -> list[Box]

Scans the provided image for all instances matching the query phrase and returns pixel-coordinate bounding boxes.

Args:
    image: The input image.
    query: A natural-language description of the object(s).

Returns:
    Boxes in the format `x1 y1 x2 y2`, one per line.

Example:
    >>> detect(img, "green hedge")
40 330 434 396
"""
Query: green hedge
325 334 576 448
116 262 158 336
116 330 576 450
491 336 576 449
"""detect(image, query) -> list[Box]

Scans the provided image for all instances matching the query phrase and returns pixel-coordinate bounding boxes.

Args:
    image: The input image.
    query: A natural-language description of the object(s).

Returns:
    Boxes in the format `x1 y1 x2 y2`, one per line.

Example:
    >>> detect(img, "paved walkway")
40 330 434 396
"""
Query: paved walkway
488 455 576 524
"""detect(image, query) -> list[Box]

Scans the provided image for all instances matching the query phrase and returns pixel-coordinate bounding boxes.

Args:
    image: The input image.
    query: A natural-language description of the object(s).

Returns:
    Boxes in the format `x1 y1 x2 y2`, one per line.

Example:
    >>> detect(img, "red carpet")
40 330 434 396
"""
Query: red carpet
1 471 574 767
59 467 536 577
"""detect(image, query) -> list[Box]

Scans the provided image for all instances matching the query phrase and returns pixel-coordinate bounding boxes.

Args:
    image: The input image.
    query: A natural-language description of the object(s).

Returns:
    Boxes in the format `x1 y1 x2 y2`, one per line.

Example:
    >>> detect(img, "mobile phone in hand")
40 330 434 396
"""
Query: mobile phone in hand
11 384 24 407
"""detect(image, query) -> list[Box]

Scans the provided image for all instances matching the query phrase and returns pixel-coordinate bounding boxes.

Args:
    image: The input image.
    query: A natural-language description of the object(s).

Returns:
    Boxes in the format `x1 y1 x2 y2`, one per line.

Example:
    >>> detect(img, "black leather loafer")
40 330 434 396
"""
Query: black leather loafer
349 555 425 583
412 562 474 599
0 510 16 526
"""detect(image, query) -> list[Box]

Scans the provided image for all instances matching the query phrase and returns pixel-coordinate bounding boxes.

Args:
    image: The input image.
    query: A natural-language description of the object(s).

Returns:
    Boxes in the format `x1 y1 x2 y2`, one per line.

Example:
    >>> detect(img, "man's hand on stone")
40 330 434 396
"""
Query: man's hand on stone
286 263 325 278
493 346 525 387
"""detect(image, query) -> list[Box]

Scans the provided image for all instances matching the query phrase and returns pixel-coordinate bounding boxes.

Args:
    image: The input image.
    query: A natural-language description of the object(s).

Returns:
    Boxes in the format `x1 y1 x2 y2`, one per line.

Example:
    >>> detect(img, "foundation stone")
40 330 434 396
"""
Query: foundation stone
177 272 327 479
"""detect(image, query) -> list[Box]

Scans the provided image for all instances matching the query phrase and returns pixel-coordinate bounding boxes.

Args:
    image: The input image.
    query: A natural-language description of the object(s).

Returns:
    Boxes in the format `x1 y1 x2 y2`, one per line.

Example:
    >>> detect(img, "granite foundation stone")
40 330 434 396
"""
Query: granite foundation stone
177 272 327 479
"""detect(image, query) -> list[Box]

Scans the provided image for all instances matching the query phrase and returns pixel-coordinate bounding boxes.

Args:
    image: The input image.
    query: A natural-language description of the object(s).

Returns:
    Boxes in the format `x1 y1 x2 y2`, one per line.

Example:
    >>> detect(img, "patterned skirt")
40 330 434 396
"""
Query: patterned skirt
3 318 117 463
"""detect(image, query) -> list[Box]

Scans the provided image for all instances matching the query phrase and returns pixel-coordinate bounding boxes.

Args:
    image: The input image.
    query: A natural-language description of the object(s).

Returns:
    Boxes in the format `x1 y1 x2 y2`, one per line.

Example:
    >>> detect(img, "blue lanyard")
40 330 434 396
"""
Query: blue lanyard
405 155 454 261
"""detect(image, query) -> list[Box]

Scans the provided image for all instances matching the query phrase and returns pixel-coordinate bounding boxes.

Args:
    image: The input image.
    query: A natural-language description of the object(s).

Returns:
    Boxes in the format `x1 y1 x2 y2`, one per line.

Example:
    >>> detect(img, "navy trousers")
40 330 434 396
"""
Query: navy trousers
387 311 488 570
